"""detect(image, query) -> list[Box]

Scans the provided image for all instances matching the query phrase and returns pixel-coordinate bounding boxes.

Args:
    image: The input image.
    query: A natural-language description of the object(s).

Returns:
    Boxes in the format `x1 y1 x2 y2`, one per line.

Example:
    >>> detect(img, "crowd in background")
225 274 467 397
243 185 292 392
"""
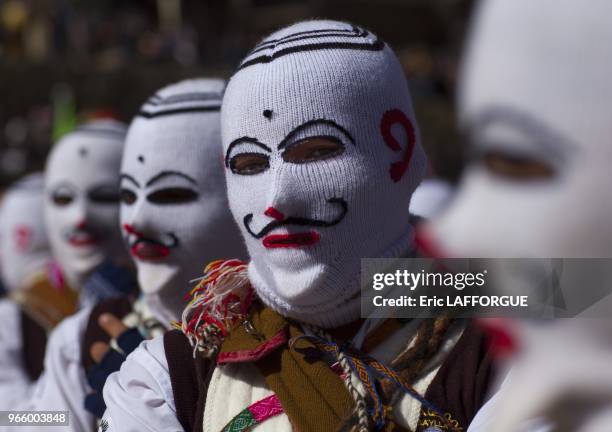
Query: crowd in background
0 0 471 186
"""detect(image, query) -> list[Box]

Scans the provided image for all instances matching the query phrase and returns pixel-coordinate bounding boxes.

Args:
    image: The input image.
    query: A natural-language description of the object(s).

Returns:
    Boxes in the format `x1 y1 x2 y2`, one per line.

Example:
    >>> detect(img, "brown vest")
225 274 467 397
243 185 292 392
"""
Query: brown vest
11 273 78 330
20 310 48 380
14 274 79 381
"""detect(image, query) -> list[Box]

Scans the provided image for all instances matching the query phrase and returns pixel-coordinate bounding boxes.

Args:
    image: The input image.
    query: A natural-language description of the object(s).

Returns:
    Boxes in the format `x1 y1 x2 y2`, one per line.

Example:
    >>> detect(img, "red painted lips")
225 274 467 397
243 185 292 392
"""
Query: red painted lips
262 231 320 249
123 224 175 261
130 241 171 261
68 232 101 247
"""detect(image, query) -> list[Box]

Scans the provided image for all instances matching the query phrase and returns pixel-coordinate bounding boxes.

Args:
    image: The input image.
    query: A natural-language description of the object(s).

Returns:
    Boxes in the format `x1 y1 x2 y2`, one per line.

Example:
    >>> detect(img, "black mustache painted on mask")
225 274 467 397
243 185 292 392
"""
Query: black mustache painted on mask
130 234 179 249
243 197 348 239
123 224 179 249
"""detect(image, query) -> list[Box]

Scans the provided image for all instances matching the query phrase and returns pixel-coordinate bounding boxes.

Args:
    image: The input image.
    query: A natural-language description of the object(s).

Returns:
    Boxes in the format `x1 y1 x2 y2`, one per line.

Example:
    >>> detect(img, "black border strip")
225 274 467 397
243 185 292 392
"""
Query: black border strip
146 92 223 106
249 28 367 56
74 126 126 137
237 39 385 71
253 27 357 50
137 105 221 119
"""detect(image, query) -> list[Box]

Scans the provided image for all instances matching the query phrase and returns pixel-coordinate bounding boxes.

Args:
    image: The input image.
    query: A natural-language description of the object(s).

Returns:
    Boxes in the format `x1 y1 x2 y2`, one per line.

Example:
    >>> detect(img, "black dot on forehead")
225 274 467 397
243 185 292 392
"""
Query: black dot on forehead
138 155 145 163
78 147 87 157
263 109 273 120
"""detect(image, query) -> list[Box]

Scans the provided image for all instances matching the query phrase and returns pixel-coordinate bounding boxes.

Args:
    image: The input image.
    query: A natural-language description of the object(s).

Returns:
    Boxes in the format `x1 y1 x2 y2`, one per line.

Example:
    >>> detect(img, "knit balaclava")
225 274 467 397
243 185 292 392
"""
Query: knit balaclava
44 120 128 289
428 0 612 259
222 20 427 328
0 173 51 292
120 79 247 322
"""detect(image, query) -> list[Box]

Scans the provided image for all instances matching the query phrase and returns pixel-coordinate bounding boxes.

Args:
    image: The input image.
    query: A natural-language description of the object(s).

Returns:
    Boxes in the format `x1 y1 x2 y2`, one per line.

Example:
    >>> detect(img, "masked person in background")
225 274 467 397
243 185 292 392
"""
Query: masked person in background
102 20 494 432
45 119 135 306
74 78 248 427
0 174 55 406
422 1 612 431
1 120 137 431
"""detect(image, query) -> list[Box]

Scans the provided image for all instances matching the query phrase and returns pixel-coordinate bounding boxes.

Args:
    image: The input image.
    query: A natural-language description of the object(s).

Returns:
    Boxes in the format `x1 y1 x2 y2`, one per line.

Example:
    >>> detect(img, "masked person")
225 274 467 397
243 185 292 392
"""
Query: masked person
0 120 137 431
44 119 134 304
0 173 55 407
422 1 612 430
84 77 247 416
101 20 494 432
44 78 245 429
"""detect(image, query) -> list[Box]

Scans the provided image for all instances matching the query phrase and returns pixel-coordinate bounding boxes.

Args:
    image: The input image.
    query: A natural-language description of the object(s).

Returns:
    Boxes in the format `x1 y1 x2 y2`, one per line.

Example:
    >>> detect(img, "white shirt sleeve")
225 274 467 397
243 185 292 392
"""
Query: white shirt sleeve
2 306 94 432
467 372 552 432
0 299 32 408
101 335 184 432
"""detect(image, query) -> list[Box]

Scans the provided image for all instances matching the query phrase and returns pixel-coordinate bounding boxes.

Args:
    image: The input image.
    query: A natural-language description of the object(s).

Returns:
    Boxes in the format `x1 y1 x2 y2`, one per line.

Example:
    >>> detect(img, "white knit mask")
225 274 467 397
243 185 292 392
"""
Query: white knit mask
44 120 127 289
222 20 427 328
0 173 51 292
120 79 247 321
428 0 612 259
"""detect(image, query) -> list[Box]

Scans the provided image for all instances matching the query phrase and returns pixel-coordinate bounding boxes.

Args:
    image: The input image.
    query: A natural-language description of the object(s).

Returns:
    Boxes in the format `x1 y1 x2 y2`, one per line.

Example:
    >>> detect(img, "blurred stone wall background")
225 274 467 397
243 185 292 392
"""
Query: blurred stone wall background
0 0 474 185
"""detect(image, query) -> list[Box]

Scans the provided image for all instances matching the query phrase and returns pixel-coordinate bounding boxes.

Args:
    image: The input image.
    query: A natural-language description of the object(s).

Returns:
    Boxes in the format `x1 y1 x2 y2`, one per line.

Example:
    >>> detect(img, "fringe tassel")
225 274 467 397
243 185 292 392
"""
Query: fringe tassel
175 259 253 358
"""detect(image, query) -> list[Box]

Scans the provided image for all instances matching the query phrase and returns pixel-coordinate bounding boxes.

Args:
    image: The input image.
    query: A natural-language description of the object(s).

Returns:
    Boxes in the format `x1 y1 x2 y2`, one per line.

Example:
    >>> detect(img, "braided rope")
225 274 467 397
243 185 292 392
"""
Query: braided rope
307 325 370 432
299 324 461 432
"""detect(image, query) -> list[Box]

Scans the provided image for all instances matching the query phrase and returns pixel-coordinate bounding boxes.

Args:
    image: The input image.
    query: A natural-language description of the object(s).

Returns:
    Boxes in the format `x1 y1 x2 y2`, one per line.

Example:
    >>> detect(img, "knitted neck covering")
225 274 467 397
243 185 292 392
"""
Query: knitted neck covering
120 79 247 322
222 20 426 328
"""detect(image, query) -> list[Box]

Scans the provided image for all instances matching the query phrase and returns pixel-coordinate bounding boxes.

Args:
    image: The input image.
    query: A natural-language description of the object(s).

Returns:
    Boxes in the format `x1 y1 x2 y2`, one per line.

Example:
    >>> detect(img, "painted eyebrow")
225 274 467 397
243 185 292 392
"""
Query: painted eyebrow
224 137 272 167
278 119 355 150
119 174 140 188
49 182 77 198
51 181 76 190
469 106 576 158
145 171 198 187
89 183 118 193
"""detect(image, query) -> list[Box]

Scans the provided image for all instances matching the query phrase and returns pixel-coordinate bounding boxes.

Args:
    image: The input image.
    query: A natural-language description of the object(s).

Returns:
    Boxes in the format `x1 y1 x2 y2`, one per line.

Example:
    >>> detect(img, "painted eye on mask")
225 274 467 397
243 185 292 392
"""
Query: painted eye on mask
89 185 120 204
120 188 137 206
51 186 75 207
146 187 198 205
481 151 555 181
229 153 270 175
281 136 345 164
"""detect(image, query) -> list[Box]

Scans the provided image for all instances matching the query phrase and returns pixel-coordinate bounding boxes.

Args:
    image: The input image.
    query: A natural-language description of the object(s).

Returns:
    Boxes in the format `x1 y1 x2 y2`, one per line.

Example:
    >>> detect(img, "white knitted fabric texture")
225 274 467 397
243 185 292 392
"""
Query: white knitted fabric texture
0 173 51 292
222 20 427 328
44 120 127 289
120 79 247 322
431 0 612 259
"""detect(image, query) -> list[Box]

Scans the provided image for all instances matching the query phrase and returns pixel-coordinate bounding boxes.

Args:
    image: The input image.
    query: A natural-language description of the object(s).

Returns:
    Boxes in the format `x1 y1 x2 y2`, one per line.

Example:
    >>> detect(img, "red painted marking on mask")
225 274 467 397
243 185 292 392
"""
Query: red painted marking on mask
123 224 171 261
264 207 285 221
380 109 416 182
68 235 99 246
131 242 170 260
14 226 32 253
263 231 320 248
68 220 100 246
123 223 144 237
